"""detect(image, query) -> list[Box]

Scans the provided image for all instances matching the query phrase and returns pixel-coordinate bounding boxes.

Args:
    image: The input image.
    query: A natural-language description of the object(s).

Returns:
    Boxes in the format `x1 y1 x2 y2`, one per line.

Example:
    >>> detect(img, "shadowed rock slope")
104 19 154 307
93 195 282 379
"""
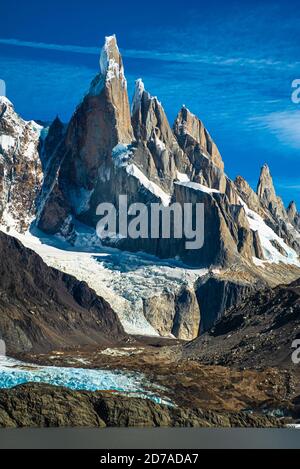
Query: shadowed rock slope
0 231 126 354
183 278 300 369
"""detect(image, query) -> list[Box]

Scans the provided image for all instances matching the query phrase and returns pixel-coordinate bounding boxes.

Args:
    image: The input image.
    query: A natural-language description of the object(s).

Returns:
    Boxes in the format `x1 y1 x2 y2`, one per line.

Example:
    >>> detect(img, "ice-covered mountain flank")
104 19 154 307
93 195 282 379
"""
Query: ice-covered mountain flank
0 34 300 340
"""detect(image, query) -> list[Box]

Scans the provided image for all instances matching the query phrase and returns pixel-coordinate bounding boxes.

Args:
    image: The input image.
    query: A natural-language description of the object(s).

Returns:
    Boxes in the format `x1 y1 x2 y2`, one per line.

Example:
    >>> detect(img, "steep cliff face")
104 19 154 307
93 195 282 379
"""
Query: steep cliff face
235 167 300 258
195 273 262 332
287 201 300 231
173 106 224 172
235 175 267 218
143 286 200 340
34 36 299 273
131 79 181 190
34 38 258 268
257 164 287 221
0 97 43 232
256 165 300 254
38 35 134 232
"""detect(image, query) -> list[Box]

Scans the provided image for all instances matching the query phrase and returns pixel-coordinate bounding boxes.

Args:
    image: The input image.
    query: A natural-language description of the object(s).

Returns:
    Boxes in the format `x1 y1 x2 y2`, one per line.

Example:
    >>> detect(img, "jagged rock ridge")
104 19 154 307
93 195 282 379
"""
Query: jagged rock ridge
33 35 300 269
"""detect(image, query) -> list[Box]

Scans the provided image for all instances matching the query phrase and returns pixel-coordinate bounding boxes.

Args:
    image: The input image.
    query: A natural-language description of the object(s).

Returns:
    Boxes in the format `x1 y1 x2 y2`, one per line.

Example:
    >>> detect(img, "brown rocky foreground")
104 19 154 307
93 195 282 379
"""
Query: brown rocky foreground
0 382 284 428
2 276 300 428
13 338 299 428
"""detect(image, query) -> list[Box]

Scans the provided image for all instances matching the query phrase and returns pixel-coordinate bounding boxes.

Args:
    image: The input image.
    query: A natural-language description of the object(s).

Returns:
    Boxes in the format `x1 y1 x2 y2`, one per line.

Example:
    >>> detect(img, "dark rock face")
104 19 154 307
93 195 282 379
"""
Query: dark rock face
172 286 201 340
41 116 65 169
0 231 126 353
195 273 261 332
0 383 282 428
252 230 265 259
184 277 300 368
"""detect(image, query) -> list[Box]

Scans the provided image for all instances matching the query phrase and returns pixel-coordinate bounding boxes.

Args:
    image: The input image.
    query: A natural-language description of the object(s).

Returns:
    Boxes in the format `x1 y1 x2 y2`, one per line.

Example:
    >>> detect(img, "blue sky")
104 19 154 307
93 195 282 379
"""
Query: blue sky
0 0 299 206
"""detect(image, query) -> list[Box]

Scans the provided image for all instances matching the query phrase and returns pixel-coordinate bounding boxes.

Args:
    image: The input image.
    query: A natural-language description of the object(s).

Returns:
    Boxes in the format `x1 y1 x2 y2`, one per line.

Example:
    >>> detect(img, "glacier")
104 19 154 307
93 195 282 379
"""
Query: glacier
0 356 172 406
0 223 208 336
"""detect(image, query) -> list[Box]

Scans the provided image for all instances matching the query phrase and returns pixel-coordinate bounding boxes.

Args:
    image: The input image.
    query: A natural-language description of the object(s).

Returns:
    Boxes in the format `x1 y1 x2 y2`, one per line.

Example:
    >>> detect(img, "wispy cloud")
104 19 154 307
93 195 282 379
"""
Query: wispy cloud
0 38 99 55
254 111 300 149
0 38 299 70
276 181 300 191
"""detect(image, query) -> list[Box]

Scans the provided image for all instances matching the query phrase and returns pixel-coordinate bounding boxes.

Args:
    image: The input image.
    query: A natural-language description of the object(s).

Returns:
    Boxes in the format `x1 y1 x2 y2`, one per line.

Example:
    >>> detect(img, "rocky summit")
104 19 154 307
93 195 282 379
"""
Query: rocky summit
28 35 299 269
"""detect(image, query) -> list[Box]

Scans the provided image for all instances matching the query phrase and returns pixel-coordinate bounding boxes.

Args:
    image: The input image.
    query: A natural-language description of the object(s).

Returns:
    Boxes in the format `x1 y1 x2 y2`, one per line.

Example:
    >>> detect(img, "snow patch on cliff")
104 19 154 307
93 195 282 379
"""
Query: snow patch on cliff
175 181 220 194
131 78 145 115
0 135 15 151
126 163 171 206
239 198 300 266
176 171 190 183
112 143 133 168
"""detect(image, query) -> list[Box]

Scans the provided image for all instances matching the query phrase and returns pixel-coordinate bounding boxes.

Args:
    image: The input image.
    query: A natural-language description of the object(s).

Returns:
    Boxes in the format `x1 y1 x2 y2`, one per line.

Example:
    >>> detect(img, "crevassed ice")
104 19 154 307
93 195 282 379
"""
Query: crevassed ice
0 356 172 406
